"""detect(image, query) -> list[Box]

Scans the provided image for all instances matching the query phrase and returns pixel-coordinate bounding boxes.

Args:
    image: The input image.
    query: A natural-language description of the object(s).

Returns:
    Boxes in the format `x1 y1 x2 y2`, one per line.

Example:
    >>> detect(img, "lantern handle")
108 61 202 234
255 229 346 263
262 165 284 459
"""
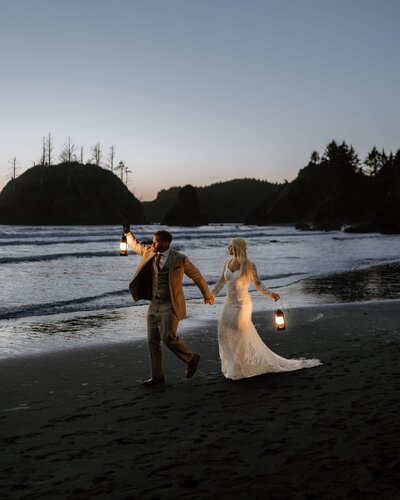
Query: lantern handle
273 291 285 310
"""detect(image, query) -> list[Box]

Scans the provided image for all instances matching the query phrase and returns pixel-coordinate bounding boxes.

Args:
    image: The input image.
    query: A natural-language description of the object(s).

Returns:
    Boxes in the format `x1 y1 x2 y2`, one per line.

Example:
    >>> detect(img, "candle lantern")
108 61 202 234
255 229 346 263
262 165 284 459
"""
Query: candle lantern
274 308 286 330
119 233 128 256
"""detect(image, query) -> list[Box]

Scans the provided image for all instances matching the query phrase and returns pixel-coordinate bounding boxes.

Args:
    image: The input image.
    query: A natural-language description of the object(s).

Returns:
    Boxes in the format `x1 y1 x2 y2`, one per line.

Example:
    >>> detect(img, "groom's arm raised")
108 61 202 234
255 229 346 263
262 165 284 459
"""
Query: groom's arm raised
125 230 148 256
183 257 214 304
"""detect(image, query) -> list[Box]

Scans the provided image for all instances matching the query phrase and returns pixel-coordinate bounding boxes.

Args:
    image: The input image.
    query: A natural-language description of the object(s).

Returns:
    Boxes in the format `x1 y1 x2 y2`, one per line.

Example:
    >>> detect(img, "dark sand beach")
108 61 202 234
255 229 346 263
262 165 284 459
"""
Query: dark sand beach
1 300 400 499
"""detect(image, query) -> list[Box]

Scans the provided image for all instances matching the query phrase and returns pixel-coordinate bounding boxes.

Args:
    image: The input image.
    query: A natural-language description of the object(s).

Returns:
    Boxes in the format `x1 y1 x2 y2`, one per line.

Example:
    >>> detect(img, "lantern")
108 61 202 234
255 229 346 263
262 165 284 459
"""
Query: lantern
275 308 286 330
119 233 128 256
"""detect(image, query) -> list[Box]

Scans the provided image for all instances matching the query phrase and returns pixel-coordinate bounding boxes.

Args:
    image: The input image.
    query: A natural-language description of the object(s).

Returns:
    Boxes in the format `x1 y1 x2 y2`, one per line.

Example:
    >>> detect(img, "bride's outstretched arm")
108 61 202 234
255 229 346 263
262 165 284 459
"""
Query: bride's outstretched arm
211 261 227 296
251 263 280 301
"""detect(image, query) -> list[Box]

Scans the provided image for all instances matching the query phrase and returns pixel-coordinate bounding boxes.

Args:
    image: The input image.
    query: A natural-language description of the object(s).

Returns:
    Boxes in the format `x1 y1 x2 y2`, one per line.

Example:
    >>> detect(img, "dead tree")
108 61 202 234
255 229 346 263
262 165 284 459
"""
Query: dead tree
40 136 46 165
107 145 116 171
115 161 125 181
9 156 18 179
91 143 102 166
45 132 54 166
125 167 132 186
9 157 18 192
59 136 77 163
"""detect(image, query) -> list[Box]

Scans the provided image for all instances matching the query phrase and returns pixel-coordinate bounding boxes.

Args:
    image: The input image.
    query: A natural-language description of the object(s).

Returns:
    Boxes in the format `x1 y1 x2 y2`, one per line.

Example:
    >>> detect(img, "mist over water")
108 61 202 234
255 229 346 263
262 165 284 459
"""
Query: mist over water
1 224 399 358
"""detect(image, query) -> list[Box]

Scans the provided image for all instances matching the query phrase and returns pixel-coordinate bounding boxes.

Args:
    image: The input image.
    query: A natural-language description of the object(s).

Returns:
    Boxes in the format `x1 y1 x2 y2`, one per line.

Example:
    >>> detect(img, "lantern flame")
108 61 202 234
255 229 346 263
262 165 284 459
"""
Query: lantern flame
119 234 128 256
275 309 286 330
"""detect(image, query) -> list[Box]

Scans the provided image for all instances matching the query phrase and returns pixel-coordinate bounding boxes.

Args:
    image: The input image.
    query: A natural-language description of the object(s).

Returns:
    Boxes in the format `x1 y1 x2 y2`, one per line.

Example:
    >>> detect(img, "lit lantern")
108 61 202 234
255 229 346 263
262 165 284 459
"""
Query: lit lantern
119 233 128 256
275 308 286 330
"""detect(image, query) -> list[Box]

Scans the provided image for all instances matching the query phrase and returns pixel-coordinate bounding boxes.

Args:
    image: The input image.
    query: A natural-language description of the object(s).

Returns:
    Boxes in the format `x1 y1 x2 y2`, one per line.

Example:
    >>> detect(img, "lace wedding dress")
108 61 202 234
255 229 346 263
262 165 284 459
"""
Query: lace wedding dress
212 261 322 380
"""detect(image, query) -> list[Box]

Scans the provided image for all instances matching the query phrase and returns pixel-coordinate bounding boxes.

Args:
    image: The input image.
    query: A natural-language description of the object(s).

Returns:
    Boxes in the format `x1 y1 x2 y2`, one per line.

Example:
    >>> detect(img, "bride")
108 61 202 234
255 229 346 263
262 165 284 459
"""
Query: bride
211 238 321 380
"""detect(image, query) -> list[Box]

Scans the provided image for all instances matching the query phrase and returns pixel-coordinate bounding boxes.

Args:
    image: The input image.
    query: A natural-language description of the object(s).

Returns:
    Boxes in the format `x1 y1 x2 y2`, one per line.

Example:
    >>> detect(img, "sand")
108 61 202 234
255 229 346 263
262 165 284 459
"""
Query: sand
1 301 400 499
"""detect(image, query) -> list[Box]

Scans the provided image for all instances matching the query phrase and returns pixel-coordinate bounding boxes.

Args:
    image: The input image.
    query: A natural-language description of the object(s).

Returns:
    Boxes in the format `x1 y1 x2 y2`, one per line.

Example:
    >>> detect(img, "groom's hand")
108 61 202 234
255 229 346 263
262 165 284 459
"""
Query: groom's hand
204 295 214 305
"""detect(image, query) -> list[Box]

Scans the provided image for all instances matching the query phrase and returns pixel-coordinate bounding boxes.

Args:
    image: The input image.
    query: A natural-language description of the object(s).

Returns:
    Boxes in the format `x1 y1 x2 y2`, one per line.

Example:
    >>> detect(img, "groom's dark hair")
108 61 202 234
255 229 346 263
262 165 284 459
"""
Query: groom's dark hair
154 230 172 244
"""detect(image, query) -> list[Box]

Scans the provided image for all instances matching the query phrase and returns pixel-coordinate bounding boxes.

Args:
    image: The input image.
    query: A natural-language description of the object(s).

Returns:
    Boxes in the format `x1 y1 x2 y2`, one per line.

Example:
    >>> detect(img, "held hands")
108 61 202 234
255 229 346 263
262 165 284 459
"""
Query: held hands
204 295 215 305
271 292 280 302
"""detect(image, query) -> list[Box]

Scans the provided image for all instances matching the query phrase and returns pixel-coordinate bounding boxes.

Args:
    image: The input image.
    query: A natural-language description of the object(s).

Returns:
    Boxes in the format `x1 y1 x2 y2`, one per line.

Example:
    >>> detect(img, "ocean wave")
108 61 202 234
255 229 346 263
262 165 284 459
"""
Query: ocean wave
184 272 305 288
0 226 324 247
168 231 311 241
0 238 117 247
0 229 119 240
1 261 399 321
2 225 399 326
0 251 115 265
0 269 302 320
0 289 130 320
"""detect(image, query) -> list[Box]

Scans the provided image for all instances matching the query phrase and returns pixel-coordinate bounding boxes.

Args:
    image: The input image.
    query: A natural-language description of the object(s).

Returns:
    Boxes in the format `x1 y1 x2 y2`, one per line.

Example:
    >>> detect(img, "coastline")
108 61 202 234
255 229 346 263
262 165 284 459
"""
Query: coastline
2 259 400 361
2 300 400 499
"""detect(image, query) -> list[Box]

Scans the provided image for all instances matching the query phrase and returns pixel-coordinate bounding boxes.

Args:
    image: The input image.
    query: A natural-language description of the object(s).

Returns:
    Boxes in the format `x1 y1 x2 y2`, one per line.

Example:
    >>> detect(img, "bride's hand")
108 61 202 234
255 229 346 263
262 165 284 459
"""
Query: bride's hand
271 292 280 302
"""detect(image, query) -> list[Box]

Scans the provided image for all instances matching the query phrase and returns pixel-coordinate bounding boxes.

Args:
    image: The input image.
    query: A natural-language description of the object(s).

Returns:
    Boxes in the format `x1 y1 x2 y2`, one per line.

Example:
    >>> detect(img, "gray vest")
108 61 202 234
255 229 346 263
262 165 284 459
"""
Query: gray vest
152 256 171 300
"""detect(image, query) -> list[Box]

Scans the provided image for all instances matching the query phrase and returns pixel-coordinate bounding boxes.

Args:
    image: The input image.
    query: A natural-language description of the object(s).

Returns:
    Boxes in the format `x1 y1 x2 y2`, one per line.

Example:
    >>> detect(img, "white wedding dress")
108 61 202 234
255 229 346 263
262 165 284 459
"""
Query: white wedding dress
212 261 322 380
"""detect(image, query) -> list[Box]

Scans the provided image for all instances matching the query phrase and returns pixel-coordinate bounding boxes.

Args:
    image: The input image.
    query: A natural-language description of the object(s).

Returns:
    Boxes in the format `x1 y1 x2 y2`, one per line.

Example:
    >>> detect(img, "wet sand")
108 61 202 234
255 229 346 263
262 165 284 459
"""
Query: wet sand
300 261 400 303
1 301 400 499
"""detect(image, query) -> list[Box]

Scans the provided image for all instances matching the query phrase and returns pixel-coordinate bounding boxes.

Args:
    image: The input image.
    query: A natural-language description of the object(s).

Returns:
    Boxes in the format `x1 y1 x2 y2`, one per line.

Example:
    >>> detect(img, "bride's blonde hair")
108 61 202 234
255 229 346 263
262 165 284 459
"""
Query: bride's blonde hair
230 238 253 278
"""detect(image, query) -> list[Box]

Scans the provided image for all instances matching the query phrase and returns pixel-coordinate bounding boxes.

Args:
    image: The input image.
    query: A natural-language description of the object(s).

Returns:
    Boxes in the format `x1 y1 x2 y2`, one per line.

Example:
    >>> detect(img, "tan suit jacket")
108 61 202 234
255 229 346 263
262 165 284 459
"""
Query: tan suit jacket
126 233 211 320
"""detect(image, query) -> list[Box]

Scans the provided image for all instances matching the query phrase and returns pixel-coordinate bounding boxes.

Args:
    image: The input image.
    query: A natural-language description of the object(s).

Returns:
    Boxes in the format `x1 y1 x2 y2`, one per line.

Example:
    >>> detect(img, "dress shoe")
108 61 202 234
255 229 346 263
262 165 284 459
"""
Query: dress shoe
143 376 166 387
186 353 200 379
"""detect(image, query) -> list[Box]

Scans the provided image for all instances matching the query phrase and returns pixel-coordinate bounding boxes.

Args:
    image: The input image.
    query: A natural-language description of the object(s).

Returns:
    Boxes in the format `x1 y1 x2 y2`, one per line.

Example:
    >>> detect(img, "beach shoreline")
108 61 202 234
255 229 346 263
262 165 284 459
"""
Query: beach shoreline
2 300 400 499
2 257 400 361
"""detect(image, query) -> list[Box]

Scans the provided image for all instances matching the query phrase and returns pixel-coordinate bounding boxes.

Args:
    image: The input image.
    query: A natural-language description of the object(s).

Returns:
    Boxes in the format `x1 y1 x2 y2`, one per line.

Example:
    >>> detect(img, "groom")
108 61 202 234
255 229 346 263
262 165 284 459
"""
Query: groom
125 227 214 386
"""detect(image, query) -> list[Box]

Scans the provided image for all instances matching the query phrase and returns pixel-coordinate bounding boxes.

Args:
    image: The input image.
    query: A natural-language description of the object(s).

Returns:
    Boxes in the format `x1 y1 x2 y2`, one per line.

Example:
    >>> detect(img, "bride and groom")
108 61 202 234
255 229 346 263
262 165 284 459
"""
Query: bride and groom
125 227 321 386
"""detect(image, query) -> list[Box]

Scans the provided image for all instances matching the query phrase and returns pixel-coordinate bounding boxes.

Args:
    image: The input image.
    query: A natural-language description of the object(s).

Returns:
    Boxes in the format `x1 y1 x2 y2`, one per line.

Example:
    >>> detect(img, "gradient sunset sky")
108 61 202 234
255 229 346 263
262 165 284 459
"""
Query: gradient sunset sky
1 0 399 200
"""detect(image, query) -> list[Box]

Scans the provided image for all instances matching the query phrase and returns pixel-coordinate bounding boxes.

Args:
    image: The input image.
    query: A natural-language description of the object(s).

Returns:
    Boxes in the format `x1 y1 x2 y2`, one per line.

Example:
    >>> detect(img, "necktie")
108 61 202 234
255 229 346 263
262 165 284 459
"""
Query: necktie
155 252 161 271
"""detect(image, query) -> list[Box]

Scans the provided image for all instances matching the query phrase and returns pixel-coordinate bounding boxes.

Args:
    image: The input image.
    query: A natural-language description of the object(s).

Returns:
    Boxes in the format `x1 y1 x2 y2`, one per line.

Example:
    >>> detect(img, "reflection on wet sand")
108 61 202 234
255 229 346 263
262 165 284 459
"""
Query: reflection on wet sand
0 307 148 359
28 311 123 339
301 262 400 303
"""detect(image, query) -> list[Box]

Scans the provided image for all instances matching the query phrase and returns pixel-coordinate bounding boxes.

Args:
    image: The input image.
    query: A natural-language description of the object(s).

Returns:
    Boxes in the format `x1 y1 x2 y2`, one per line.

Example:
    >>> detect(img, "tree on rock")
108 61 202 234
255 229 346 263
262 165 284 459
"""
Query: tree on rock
0 163 147 225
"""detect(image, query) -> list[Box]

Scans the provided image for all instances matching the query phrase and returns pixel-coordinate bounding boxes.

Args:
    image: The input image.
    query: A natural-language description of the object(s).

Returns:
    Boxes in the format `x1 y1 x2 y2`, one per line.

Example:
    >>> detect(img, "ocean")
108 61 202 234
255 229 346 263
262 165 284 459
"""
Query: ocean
1 224 399 359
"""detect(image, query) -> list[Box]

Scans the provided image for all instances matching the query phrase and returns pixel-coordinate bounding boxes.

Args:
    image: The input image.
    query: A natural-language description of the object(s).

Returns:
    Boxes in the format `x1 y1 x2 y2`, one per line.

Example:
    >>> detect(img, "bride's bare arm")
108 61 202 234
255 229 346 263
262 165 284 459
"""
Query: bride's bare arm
211 261 228 296
251 263 280 301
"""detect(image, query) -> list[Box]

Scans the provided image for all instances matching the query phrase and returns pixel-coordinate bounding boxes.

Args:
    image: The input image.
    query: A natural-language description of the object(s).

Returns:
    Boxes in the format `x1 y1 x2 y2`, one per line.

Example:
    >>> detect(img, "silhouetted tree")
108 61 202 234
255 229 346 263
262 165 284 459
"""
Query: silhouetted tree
40 136 46 165
321 140 360 172
115 161 125 181
309 150 320 165
363 147 387 176
379 152 395 177
91 143 102 166
45 132 54 166
59 136 77 163
9 156 18 180
9 157 18 193
106 145 116 171
125 167 132 186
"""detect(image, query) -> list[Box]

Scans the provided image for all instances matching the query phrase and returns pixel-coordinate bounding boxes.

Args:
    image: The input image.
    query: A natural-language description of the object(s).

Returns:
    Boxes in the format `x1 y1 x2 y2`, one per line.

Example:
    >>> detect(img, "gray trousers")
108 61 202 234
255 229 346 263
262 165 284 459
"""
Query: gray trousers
147 299 193 378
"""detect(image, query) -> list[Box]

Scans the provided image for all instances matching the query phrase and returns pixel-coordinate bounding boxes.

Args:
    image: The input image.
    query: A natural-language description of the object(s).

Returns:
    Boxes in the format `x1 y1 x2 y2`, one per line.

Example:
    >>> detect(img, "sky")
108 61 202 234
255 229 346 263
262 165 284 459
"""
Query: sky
1 0 399 201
